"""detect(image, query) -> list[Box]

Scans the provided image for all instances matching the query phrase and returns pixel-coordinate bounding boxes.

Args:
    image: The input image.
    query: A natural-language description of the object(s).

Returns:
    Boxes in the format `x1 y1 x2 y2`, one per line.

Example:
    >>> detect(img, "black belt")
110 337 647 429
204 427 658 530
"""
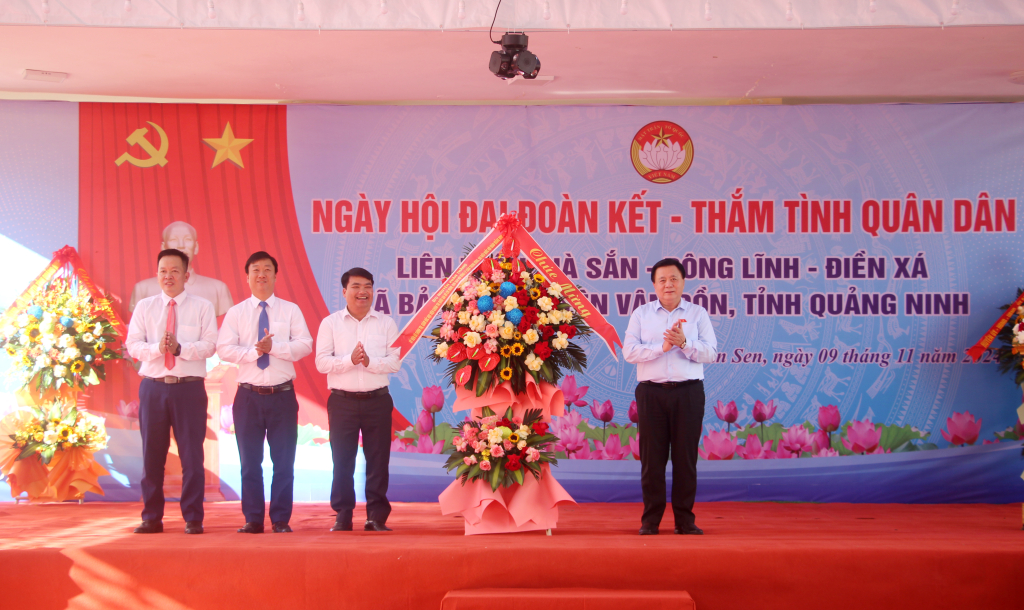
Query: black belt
331 387 389 399
641 380 702 388
144 376 204 384
239 382 294 395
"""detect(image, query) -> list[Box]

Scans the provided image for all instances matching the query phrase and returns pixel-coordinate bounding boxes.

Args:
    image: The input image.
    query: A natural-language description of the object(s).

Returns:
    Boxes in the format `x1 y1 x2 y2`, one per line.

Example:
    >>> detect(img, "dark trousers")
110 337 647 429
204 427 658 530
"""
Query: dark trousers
233 386 299 524
327 391 393 524
636 380 705 528
138 378 208 523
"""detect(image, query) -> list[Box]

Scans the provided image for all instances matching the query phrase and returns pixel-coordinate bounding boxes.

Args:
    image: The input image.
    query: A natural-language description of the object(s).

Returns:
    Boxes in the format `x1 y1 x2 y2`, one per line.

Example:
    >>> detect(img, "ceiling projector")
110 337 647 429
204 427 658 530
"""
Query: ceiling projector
489 33 541 80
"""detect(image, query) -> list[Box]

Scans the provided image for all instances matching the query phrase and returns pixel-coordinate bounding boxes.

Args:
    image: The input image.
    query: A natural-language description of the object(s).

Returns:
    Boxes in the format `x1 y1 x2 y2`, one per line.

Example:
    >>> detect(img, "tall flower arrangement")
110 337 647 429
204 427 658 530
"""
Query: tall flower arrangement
0 276 124 397
427 254 591 397
6 400 108 465
444 407 558 490
995 289 1024 383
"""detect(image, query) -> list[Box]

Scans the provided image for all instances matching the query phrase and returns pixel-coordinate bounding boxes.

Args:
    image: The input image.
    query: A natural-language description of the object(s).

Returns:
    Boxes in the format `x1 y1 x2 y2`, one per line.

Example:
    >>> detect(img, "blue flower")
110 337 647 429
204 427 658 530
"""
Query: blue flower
28 305 44 320
506 308 523 325
477 295 494 314
85 355 93 362
499 281 517 298
60 316 73 328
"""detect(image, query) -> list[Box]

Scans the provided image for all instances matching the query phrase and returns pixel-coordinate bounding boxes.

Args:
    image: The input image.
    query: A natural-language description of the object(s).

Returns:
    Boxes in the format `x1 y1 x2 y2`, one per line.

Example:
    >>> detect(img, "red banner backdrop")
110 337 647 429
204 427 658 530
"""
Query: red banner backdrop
78 103 334 428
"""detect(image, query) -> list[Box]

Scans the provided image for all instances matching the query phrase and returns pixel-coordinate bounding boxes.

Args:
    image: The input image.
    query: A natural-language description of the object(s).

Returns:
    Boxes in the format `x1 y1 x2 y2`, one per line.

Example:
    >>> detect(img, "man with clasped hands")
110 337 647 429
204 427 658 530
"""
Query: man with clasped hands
623 258 718 536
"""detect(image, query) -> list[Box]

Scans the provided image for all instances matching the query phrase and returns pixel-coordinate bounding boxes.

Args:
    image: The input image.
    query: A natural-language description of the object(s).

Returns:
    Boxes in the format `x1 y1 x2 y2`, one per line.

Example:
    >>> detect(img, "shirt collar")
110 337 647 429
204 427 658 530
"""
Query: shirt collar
654 299 688 314
160 291 187 307
339 306 378 322
249 294 278 309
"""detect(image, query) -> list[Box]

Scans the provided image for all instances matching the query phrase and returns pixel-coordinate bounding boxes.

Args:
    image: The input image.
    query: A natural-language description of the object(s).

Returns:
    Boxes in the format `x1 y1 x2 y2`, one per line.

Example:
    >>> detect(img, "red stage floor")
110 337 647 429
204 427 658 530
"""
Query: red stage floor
2 501 1023 610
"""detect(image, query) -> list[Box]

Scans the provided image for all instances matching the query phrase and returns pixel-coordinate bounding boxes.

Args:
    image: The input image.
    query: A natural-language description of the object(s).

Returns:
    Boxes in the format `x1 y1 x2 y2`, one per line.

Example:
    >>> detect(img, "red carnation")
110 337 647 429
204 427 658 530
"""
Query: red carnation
518 319 531 334
523 307 540 324
498 417 513 429
514 290 529 304
506 454 522 471
532 421 549 436
550 298 560 308
540 326 555 340
533 342 552 360
559 324 577 339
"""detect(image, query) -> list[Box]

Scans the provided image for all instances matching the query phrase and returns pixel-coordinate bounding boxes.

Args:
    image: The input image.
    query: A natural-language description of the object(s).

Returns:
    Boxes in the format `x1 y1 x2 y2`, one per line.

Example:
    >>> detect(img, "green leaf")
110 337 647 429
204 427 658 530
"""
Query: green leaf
504 407 514 420
490 463 502 491
539 361 554 383
512 468 524 485
475 369 492 397
62 406 78 426
455 462 471 478
82 367 100 385
17 443 41 461
878 423 927 451
736 422 785 444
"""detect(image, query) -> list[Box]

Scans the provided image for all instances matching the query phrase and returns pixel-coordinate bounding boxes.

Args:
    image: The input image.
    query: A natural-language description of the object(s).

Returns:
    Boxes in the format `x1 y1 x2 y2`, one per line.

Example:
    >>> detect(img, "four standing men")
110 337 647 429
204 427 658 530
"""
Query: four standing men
128 251 716 536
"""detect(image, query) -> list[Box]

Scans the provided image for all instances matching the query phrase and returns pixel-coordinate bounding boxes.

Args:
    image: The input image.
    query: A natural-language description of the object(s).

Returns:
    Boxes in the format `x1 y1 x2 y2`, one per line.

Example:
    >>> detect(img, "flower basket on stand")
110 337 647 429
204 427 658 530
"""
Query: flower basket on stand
0 246 124 502
392 213 623 535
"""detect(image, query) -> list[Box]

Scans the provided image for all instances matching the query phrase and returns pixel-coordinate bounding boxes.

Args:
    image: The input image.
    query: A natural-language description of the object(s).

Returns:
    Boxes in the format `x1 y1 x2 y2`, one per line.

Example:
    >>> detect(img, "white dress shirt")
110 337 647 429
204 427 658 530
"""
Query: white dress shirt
315 308 401 391
126 291 218 378
216 294 314 386
130 272 234 316
623 299 718 383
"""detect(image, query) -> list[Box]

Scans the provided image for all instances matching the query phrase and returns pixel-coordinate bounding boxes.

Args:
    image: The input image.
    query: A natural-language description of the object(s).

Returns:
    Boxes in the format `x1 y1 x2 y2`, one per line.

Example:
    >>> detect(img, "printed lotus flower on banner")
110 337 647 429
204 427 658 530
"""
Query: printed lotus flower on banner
638 139 687 172
0 275 124 397
427 253 592 397
443 407 559 490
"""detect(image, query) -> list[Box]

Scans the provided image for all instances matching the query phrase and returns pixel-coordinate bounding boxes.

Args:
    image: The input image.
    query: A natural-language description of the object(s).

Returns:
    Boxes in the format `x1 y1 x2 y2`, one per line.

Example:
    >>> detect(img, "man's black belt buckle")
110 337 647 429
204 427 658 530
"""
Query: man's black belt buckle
331 387 389 400
643 380 700 388
239 382 294 395
146 375 203 384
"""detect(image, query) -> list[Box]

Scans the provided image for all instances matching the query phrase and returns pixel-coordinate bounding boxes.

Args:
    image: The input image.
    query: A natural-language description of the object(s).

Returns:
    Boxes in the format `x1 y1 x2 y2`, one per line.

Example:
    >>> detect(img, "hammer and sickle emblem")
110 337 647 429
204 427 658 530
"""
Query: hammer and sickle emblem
115 122 169 168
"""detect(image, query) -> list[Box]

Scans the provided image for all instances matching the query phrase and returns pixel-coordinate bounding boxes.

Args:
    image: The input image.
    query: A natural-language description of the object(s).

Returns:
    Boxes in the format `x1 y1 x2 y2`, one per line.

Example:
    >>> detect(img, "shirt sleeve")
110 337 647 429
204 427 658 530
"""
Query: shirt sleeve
179 299 218 361
622 307 664 364
366 316 402 375
125 305 160 363
269 304 314 362
680 307 718 364
315 316 358 374
216 307 258 364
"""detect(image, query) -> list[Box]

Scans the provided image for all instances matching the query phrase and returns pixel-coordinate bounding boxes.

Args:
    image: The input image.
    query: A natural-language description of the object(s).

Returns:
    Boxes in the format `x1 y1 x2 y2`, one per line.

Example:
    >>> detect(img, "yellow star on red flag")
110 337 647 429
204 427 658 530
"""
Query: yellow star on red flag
202 123 254 168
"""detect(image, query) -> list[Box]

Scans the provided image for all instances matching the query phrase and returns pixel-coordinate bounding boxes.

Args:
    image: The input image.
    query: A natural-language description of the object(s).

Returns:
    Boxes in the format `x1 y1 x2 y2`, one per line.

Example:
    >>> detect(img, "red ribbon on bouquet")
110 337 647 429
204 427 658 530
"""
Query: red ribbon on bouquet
965 290 1024 362
392 213 622 361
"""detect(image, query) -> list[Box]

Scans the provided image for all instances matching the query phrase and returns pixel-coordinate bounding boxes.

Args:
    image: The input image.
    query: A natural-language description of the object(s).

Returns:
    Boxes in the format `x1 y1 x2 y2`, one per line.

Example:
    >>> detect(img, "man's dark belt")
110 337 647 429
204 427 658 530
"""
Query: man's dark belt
641 379 702 388
331 387 389 399
144 376 204 384
239 382 294 395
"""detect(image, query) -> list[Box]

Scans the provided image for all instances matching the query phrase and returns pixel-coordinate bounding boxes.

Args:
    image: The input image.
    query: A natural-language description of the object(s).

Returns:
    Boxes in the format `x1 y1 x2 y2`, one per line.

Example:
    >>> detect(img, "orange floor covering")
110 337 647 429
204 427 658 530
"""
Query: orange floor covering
1 501 1022 610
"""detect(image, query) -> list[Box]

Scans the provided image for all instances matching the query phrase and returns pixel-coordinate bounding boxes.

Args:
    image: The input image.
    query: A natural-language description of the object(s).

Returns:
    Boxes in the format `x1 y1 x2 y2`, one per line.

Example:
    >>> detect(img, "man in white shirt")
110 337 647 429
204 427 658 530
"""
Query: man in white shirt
623 258 718 536
125 248 218 535
315 267 401 532
129 221 234 316
217 251 313 534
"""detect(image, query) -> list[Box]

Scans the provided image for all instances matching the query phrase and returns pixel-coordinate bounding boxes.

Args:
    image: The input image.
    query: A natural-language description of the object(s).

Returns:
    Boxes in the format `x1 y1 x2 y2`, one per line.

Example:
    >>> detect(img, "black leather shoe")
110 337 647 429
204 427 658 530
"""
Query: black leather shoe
237 522 264 534
364 520 392 532
330 517 353 532
184 521 204 535
133 520 163 534
272 521 292 533
674 524 704 535
638 525 659 535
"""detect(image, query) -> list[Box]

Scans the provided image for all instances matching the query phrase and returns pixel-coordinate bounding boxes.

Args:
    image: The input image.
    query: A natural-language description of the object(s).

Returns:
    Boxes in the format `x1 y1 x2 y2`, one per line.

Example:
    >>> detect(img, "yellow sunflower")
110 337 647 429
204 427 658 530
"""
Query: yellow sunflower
533 273 544 283
529 287 541 300
71 360 85 373
94 343 106 355
513 331 522 340
499 367 513 380
511 343 524 356
500 345 513 358
509 433 520 443
5 345 16 356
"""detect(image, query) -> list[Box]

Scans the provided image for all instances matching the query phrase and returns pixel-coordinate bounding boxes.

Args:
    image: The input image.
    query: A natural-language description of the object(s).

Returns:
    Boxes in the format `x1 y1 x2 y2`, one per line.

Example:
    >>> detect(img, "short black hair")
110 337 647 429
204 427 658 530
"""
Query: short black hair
650 258 686 283
157 248 189 271
245 251 278 274
341 267 374 288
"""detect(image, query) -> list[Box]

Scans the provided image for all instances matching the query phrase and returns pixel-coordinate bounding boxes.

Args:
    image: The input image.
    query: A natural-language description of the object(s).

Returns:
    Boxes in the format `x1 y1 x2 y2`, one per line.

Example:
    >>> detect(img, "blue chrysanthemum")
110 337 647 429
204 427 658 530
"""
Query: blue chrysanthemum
499 281 517 298
60 316 73 327
477 295 494 313
506 308 523 325
28 305 44 320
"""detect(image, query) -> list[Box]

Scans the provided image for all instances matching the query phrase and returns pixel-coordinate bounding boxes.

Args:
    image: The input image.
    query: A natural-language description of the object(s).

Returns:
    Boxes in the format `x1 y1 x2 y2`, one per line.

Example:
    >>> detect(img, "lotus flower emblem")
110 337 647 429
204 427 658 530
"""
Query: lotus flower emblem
638 139 687 172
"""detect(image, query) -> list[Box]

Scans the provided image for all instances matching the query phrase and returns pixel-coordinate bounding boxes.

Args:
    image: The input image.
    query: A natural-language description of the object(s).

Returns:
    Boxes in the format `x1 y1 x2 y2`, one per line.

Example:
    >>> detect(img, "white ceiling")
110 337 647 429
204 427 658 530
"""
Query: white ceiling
1 23 1022 105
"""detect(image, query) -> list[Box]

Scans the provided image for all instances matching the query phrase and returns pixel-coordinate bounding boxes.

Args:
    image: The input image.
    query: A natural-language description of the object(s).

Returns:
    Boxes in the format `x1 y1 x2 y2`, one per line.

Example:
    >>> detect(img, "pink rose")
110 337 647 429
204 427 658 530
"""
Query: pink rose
484 339 498 354
442 310 456 324
503 440 513 450
467 300 480 314
526 447 541 462
463 455 477 465
490 270 505 283
485 324 500 338
493 295 504 308
463 423 475 436
479 460 492 471
491 444 505 457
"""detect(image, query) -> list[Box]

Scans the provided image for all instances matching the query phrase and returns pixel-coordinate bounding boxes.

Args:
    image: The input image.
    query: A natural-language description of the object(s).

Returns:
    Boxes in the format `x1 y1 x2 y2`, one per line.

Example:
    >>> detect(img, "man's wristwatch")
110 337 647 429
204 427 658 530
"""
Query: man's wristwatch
173 344 182 357
679 337 687 349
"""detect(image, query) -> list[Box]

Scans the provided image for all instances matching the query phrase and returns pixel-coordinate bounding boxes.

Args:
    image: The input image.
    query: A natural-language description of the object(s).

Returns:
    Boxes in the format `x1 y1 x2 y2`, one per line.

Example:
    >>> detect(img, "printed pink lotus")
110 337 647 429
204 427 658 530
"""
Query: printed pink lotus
714 400 738 432
698 430 738 460
779 425 814 457
818 405 840 433
595 435 631 460
737 434 773 460
559 375 590 409
941 411 982 446
842 419 882 454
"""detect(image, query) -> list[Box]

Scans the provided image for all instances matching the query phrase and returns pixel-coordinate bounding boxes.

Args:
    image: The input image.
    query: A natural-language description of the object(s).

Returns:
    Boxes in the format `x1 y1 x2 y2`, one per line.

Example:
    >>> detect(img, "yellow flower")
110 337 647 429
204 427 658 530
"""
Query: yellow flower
534 273 544 283
513 331 522 340
511 343 524 356
94 343 106 355
529 287 541 300
499 367 513 380
481 449 491 459
71 360 85 373
500 345 513 358
5 345 16 356
34 432 43 442
509 433 520 443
